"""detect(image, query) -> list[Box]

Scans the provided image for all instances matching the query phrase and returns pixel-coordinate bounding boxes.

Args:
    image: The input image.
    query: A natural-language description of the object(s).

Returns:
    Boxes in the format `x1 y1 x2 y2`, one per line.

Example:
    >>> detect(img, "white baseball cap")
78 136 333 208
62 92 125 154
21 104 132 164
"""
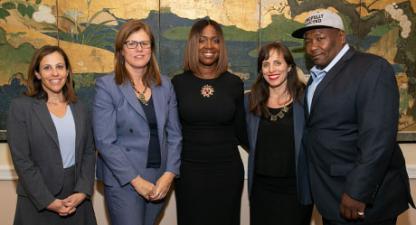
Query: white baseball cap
292 11 345 38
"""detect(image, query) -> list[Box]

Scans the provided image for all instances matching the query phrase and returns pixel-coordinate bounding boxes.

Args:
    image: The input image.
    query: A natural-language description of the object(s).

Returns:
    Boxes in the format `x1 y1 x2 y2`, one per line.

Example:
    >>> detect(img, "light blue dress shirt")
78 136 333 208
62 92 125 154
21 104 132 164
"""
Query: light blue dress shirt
307 44 350 112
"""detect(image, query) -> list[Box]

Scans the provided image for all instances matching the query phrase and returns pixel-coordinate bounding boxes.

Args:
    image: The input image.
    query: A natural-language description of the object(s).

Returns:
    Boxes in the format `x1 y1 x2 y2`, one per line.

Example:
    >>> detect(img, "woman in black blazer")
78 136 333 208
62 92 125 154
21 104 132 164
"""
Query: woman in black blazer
7 45 97 225
245 42 312 225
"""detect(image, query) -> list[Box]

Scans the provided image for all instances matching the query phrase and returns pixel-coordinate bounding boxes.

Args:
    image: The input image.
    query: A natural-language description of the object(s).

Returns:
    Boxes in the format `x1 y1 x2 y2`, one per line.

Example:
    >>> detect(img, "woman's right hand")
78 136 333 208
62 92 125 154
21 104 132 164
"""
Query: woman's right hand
130 176 155 200
47 199 73 216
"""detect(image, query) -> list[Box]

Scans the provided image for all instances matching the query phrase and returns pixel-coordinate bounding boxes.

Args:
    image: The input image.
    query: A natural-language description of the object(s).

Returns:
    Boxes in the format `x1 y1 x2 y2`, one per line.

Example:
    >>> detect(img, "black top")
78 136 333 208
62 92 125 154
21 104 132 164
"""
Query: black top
171 71 248 162
139 96 161 168
255 104 295 177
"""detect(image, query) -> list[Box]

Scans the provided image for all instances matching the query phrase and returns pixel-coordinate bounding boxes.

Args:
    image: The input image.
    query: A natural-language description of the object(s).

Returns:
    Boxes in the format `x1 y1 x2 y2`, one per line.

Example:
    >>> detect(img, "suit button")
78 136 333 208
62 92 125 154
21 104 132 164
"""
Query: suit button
126 148 131 152
129 129 133 133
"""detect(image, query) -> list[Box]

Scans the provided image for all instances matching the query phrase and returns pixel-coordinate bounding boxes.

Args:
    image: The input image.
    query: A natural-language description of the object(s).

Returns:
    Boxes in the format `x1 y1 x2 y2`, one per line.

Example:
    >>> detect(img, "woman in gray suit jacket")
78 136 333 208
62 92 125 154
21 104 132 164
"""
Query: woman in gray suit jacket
92 20 182 225
245 42 312 225
7 45 97 225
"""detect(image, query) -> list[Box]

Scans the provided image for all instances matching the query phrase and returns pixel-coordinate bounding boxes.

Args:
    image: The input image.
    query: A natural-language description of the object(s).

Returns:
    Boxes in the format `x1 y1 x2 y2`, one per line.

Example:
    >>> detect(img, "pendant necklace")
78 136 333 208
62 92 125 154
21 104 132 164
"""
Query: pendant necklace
131 80 148 105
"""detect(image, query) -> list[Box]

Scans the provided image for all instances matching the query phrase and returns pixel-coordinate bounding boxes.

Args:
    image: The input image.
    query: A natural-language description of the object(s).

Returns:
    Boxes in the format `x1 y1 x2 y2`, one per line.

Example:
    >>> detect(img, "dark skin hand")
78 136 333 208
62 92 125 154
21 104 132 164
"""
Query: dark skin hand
340 193 366 220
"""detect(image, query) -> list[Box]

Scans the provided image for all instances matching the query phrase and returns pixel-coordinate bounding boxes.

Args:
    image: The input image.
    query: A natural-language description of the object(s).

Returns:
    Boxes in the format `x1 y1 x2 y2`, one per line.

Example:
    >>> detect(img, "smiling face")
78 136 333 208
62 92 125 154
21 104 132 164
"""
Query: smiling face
304 28 345 69
262 49 291 89
122 29 152 72
198 25 220 69
35 51 68 96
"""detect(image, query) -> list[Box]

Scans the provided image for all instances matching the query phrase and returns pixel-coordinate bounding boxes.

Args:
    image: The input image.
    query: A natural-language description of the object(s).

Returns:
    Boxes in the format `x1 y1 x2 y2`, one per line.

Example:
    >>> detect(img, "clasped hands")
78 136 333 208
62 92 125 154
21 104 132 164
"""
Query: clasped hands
47 192 87 216
340 193 366 221
131 172 175 201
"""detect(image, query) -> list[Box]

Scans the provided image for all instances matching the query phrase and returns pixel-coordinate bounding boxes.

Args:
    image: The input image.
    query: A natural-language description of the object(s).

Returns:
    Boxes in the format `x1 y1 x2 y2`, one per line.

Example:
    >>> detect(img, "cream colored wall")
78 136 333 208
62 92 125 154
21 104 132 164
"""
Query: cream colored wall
1 143 415 225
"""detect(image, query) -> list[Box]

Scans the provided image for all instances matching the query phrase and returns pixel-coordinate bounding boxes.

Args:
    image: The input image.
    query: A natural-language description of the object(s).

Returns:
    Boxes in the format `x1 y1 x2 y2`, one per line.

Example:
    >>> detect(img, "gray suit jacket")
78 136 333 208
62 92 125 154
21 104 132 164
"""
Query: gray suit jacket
93 74 182 187
244 93 312 205
7 96 96 210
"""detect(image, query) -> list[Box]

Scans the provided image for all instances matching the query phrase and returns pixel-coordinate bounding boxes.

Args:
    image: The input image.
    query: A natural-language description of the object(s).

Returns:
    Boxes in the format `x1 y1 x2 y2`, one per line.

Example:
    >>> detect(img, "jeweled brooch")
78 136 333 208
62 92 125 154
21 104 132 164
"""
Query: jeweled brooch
200 84 215 98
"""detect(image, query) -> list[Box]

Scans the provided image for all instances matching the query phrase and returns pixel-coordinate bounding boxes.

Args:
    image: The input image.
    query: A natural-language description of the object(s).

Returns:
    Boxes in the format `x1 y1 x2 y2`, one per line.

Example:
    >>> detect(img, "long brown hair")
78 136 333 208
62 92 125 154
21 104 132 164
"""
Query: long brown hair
183 18 228 76
25 45 77 103
249 42 304 117
114 19 161 86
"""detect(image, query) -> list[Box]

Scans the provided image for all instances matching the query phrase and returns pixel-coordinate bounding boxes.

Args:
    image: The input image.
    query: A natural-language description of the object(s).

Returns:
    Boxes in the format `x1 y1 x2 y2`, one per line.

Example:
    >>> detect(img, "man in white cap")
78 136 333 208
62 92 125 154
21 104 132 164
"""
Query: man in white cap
292 10 414 225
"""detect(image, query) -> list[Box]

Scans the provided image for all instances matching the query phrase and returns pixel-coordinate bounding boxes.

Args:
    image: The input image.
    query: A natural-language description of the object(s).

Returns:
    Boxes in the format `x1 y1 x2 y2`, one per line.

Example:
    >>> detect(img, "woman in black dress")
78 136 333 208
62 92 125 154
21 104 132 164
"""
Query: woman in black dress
245 42 313 225
7 45 97 225
172 18 247 225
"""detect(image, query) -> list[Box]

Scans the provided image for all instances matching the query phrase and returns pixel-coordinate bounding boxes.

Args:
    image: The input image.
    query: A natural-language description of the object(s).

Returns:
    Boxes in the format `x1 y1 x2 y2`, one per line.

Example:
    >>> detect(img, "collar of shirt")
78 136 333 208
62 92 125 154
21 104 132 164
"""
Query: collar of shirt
309 67 326 82
310 43 350 79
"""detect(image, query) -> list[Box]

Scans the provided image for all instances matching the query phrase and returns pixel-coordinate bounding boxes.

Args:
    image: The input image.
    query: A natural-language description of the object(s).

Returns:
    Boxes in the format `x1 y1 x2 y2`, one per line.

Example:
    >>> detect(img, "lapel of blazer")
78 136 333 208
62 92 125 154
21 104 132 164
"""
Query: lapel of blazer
32 99 59 148
151 83 167 151
293 100 304 167
119 81 147 121
248 113 260 153
244 93 260 152
70 102 82 162
309 47 356 117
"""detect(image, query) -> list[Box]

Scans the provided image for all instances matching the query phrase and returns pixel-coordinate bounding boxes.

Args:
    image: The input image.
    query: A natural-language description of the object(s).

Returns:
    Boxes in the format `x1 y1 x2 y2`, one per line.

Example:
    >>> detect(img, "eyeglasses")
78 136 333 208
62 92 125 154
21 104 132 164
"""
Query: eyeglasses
124 40 151 49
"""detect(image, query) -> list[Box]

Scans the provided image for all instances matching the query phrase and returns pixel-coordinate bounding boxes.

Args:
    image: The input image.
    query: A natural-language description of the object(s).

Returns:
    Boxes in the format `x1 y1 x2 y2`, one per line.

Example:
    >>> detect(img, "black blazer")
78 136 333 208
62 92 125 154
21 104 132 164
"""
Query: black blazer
303 47 414 222
7 96 96 210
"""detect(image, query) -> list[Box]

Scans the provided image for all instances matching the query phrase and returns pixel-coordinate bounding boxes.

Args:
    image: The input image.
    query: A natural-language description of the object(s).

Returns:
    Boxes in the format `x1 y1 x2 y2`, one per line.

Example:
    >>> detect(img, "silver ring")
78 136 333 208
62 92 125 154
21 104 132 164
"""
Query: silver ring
357 211 365 216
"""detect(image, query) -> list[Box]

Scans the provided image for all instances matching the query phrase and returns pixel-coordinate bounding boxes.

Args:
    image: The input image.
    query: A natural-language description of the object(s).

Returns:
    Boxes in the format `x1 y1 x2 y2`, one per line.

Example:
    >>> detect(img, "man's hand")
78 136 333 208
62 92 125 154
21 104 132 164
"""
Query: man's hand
149 172 175 201
340 193 366 220
131 176 155 200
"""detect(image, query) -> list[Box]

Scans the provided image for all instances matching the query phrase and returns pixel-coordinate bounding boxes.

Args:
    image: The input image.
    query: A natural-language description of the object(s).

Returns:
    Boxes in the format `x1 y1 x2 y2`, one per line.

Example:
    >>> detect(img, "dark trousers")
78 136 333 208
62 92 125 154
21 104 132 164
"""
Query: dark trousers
323 217 397 225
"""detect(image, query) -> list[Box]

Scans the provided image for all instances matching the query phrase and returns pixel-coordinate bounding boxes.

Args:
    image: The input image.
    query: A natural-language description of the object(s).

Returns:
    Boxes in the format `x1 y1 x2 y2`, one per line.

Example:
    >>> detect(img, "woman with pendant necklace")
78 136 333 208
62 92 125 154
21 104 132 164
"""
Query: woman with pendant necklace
92 20 182 225
245 42 313 225
172 18 248 225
